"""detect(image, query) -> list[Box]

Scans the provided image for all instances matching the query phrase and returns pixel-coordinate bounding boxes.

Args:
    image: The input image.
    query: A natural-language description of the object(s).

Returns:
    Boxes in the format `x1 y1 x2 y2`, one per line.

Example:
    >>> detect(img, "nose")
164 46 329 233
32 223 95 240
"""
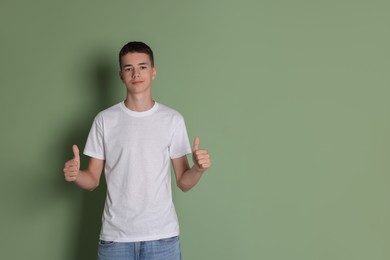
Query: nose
132 68 140 78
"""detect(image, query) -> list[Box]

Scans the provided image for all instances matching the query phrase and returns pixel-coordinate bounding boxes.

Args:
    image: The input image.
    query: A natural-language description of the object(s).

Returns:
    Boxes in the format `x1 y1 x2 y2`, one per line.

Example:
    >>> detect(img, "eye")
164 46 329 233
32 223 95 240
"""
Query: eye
124 67 133 72
140 65 147 70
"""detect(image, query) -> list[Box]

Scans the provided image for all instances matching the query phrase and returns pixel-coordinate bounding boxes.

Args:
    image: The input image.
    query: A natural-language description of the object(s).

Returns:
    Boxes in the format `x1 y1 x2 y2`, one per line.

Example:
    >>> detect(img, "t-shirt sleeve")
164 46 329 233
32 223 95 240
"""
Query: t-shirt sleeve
169 117 192 159
83 114 105 160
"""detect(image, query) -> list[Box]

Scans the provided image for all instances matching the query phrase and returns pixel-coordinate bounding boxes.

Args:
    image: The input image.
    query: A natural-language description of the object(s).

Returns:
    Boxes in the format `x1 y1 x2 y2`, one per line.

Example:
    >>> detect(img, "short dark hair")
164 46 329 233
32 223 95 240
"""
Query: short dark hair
119 41 154 68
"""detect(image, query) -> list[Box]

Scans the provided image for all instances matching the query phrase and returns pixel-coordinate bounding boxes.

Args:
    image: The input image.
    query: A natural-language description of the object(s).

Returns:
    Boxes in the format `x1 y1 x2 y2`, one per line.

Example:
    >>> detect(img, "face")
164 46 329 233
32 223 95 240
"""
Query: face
119 52 156 95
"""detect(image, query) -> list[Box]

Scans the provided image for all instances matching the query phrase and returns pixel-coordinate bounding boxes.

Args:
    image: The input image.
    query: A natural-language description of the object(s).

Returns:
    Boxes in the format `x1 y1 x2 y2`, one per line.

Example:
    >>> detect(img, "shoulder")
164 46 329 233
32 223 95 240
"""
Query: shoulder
156 102 184 119
92 102 122 125
96 102 122 118
155 102 188 131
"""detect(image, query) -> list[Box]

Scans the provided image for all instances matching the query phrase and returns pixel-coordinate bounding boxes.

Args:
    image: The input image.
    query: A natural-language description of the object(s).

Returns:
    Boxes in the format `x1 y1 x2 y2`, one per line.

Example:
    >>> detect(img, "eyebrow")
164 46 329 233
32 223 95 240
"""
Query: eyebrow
122 62 149 68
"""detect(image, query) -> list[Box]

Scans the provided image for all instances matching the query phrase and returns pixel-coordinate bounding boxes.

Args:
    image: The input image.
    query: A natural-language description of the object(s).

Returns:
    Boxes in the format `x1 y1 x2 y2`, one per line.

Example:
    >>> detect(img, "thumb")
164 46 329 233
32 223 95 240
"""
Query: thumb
72 144 80 162
193 136 200 152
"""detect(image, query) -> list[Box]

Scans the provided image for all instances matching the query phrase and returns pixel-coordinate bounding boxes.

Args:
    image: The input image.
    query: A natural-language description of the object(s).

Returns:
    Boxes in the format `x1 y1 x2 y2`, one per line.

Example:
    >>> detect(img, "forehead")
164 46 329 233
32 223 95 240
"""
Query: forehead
120 52 152 67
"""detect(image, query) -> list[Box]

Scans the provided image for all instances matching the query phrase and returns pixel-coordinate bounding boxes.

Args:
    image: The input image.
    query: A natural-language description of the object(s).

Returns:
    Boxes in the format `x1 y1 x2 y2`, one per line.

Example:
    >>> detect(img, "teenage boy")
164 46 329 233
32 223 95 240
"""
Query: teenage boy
63 41 211 260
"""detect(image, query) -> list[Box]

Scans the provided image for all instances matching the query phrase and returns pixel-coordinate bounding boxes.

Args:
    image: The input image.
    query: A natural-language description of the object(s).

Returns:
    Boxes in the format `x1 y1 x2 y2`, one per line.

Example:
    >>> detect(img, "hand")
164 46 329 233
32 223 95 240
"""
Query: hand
63 144 80 182
192 136 211 172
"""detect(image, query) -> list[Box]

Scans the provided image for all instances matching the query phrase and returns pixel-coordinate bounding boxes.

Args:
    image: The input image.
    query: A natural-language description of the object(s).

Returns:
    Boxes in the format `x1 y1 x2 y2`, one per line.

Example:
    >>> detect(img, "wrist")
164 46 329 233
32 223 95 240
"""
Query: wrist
192 164 206 174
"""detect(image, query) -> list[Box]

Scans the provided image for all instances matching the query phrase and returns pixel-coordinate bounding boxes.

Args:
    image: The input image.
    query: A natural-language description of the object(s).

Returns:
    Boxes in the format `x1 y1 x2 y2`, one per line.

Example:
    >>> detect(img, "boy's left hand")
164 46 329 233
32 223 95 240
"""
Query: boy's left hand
192 136 211 171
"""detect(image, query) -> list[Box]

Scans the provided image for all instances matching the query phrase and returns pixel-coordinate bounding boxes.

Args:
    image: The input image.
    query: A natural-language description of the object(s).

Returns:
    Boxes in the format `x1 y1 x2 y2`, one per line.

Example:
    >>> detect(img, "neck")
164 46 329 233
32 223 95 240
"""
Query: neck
124 95 155 112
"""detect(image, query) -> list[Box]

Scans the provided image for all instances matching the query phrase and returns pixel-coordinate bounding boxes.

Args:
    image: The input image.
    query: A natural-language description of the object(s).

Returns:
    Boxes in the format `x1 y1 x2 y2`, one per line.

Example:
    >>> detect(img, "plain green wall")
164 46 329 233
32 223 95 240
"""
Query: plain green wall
1 0 389 259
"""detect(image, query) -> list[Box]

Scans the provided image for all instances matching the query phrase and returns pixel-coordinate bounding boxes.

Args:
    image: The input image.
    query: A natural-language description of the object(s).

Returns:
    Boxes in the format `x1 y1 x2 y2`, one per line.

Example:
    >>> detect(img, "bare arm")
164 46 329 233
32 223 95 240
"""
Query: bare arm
63 145 104 191
172 137 211 192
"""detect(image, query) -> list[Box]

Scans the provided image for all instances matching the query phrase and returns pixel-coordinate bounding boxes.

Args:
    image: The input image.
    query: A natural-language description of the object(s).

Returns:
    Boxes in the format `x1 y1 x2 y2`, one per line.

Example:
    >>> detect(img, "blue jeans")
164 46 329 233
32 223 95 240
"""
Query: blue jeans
97 236 182 260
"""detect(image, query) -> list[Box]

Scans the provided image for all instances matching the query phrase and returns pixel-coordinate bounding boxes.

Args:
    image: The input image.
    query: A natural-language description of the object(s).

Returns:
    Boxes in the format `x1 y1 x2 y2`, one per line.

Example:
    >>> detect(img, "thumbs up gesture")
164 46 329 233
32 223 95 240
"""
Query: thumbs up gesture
192 136 211 172
63 144 80 182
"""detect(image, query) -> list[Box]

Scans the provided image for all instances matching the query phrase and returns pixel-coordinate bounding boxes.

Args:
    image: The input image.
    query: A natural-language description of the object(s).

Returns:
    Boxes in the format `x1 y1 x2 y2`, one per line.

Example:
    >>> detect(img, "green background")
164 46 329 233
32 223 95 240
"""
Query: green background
1 0 389 259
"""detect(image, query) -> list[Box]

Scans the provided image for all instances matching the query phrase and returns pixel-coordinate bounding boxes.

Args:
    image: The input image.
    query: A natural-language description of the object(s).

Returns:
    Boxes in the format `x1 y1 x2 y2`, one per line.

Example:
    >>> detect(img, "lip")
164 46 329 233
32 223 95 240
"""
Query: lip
132 81 143 85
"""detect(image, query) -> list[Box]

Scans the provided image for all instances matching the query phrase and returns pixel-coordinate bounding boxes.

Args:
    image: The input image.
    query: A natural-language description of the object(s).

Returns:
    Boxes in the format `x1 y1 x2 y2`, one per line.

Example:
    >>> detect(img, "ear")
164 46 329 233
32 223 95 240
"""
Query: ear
152 67 157 80
119 70 124 81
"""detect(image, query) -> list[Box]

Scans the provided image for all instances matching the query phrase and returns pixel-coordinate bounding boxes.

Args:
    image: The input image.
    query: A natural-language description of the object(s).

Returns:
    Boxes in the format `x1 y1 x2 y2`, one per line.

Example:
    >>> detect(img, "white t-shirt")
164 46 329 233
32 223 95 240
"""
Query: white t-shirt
84 101 191 242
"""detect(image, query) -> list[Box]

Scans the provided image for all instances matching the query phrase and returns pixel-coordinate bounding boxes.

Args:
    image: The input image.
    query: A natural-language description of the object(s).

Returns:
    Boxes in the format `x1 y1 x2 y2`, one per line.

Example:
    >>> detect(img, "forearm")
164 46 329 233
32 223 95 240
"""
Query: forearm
74 170 100 191
177 166 205 192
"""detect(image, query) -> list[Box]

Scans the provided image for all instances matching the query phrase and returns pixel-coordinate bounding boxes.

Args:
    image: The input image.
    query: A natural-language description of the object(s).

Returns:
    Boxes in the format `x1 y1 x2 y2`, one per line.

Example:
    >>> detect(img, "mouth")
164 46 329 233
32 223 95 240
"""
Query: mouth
132 81 143 85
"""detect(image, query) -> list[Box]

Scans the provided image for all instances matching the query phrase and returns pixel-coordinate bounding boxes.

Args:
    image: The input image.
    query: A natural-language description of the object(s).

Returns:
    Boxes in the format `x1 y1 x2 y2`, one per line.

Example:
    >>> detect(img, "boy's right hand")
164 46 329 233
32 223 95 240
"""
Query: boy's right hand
63 145 80 182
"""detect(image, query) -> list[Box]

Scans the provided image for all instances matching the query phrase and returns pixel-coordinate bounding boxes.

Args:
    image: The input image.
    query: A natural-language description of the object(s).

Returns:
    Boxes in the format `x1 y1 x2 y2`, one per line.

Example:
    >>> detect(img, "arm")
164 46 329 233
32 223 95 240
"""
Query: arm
63 144 104 191
172 137 211 192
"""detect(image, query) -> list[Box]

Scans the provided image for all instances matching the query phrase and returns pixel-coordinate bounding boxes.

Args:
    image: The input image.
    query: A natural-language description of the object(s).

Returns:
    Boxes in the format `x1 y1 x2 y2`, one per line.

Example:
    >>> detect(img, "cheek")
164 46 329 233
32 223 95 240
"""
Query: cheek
122 74 132 82
119 72 127 82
